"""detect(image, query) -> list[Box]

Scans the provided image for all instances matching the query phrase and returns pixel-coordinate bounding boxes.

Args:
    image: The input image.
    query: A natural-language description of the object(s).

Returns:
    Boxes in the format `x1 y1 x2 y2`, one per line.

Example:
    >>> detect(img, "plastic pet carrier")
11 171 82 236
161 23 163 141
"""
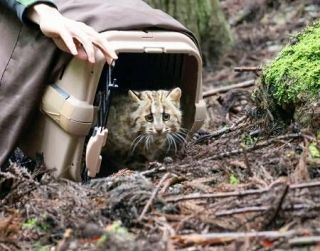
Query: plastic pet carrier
22 30 206 181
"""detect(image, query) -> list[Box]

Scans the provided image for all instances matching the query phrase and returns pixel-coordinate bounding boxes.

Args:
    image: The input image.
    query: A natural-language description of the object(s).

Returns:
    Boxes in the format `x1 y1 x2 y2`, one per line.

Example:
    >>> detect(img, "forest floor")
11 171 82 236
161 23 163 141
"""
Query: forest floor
1 0 320 250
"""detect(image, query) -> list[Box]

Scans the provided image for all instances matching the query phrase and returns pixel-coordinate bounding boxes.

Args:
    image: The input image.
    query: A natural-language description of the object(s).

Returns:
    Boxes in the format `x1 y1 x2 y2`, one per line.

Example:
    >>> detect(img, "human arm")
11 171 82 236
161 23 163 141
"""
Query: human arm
0 0 56 22
26 3 118 64
0 0 118 64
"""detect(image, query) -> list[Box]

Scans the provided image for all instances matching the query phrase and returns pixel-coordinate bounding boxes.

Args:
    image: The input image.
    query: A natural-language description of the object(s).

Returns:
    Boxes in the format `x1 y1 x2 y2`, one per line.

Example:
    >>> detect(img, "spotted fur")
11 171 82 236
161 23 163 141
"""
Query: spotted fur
103 88 184 168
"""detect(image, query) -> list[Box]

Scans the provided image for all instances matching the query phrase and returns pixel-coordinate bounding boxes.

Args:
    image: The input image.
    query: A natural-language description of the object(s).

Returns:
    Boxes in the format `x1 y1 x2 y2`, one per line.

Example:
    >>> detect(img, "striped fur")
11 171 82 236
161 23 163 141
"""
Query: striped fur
104 88 183 168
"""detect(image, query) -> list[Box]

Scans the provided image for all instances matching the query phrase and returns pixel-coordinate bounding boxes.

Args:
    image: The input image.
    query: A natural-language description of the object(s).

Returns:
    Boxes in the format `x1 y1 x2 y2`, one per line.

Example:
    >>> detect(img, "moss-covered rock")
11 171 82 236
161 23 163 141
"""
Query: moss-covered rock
262 22 320 105
255 22 320 129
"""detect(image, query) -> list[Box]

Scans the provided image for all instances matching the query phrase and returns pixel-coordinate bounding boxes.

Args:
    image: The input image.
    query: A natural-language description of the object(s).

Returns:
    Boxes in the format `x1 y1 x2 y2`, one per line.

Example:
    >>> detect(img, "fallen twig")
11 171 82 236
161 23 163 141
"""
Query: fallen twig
172 229 298 246
165 177 320 203
289 236 320 246
138 172 171 221
196 133 302 163
234 66 262 73
282 203 320 211
290 181 320 190
165 187 269 203
203 79 255 98
166 201 320 219
141 165 166 176
0 239 20 250
160 175 186 194
264 183 289 228
195 115 247 143
215 206 269 217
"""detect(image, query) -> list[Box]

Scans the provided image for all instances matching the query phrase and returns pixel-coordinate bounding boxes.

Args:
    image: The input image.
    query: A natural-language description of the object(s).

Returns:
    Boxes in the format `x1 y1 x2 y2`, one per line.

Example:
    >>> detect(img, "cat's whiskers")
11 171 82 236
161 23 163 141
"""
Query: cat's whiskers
178 127 189 135
165 134 172 153
145 135 150 151
172 131 187 144
165 134 173 153
144 133 152 151
170 134 178 153
169 133 178 153
106 87 182 165
131 134 146 154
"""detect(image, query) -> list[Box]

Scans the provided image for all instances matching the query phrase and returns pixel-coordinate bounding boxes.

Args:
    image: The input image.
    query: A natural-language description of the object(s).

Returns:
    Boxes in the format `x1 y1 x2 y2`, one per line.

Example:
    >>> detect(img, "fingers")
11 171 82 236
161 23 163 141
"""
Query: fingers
92 41 117 65
59 29 78 56
77 23 118 63
45 19 117 64
31 5 116 64
72 30 96 63
64 21 117 64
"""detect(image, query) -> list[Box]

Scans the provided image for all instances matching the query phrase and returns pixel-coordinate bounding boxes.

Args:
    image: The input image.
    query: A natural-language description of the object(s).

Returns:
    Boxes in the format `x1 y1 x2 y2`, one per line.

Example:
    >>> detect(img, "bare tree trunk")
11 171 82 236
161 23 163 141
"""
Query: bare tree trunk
144 0 233 66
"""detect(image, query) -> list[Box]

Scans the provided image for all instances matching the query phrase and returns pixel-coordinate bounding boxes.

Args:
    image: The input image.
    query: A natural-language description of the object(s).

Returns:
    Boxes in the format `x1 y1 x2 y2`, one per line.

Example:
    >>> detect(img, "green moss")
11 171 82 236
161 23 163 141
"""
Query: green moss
229 174 239 185
22 218 50 231
263 22 320 105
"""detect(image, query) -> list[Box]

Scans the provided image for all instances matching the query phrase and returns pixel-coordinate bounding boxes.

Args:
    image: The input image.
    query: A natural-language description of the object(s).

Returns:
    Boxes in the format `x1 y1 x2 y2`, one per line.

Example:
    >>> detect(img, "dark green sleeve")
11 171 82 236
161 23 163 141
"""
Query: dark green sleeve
0 0 57 23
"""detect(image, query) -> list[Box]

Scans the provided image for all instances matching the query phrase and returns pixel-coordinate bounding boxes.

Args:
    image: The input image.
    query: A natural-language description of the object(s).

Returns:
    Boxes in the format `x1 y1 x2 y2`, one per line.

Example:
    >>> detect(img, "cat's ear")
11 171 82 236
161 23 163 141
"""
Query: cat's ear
128 90 141 102
167 87 181 102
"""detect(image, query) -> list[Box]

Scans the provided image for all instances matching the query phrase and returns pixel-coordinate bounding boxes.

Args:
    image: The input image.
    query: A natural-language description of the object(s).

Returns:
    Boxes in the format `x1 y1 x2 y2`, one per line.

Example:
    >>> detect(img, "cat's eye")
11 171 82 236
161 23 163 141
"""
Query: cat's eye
163 113 170 121
145 114 153 122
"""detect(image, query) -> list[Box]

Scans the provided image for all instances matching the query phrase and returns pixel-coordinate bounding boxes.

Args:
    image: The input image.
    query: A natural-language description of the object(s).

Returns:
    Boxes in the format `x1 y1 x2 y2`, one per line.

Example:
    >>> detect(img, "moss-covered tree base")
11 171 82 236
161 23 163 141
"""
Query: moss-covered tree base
254 22 320 128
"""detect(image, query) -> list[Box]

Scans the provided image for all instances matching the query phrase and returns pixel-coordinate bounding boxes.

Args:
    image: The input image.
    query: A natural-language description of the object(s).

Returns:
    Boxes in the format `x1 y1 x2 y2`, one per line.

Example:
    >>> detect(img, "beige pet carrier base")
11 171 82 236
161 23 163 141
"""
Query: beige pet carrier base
21 30 206 181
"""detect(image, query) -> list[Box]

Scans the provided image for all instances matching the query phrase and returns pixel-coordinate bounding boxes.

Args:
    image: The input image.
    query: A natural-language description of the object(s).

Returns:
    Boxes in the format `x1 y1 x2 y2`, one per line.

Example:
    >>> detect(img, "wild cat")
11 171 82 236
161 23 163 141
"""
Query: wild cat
103 87 185 169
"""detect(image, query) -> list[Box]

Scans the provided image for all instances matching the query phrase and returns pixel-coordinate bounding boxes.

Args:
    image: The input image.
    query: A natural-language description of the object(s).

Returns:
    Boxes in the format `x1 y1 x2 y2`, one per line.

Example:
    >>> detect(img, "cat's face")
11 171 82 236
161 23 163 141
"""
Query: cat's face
128 88 183 146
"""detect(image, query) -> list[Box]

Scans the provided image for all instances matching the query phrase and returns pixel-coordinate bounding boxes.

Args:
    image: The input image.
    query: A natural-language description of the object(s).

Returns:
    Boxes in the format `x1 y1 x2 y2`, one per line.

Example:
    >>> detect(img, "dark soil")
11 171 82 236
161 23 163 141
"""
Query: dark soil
1 1 320 250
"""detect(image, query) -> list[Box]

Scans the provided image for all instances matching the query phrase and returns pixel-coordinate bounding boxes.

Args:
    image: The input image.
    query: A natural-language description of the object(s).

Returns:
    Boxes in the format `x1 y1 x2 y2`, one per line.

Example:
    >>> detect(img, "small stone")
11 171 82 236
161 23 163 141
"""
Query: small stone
163 156 173 164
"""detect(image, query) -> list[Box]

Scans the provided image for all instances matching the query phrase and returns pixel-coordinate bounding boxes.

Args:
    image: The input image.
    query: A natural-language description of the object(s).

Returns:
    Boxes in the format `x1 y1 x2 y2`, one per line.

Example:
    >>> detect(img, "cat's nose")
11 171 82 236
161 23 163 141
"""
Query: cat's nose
154 124 164 134
156 128 163 134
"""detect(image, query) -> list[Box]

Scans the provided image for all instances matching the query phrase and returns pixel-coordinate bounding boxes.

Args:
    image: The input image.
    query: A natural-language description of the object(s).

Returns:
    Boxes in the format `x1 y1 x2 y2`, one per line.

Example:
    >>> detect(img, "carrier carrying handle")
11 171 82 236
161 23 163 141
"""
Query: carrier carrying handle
86 61 118 178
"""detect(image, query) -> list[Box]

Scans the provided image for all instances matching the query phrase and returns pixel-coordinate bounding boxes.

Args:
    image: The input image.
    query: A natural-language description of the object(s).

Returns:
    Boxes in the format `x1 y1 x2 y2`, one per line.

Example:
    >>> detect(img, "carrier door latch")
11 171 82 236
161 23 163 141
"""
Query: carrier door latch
85 61 117 178
86 127 108 177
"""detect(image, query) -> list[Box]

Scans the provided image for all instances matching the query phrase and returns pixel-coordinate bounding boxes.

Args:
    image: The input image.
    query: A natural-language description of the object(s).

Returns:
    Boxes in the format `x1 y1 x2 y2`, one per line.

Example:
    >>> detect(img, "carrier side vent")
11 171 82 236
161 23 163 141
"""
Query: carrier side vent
144 47 164 53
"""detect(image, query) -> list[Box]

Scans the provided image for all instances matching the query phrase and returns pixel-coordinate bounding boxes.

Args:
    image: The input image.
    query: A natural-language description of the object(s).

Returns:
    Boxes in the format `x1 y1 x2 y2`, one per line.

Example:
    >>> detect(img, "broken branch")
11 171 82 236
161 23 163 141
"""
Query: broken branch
234 66 262 73
203 79 255 98
138 172 171 221
172 229 298 246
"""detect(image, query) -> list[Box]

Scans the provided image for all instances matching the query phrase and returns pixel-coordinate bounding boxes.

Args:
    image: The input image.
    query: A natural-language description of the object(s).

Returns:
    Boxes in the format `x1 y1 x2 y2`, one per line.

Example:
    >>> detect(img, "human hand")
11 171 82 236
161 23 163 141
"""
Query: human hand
27 4 117 64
